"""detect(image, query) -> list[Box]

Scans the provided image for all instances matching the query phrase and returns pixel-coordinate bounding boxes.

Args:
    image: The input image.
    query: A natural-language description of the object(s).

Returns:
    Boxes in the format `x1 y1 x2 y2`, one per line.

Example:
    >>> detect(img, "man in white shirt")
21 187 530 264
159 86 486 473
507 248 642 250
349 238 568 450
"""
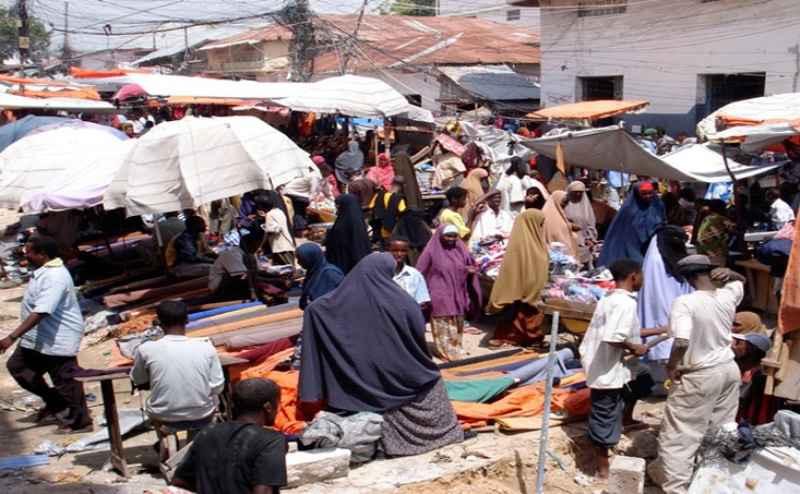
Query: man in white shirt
767 187 795 229
2 235 92 432
255 197 295 267
579 259 654 479
495 157 532 214
131 301 224 428
470 191 514 250
649 255 745 494
389 238 431 313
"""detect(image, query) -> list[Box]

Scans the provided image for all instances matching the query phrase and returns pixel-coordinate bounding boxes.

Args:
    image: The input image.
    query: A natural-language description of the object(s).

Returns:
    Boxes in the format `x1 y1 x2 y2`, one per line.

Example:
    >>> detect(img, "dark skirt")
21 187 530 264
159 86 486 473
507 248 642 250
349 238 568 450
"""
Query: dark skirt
380 379 464 457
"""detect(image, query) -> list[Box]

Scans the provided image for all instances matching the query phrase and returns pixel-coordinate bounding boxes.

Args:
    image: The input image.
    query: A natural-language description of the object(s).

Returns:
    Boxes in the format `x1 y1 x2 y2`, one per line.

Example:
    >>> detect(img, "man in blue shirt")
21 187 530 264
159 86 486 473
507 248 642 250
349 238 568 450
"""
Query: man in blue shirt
1 235 91 432
389 237 431 315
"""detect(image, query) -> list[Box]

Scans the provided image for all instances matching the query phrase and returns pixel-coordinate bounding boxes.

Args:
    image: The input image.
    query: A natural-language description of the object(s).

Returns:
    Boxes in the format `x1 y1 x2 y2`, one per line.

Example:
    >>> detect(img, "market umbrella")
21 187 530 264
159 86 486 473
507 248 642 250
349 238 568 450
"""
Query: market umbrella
103 116 314 216
112 83 147 101
0 126 130 212
0 115 127 153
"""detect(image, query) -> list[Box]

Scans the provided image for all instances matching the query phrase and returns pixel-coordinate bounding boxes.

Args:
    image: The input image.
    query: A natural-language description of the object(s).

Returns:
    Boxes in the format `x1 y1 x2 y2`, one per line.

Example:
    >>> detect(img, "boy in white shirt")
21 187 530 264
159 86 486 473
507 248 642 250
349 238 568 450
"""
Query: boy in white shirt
388 237 431 316
580 259 659 478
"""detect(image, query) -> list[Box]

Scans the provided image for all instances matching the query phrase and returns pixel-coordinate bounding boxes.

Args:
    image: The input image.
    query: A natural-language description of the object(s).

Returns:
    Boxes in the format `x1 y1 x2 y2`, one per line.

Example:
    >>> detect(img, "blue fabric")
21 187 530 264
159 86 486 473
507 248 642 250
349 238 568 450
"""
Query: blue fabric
188 301 261 322
598 188 665 267
705 182 733 202
296 243 344 310
507 348 575 386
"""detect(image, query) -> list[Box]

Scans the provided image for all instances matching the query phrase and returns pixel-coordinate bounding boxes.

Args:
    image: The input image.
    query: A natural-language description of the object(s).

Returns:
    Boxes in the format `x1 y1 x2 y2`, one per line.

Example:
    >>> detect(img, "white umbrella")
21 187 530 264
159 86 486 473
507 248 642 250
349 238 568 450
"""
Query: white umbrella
0 126 129 212
103 116 313 216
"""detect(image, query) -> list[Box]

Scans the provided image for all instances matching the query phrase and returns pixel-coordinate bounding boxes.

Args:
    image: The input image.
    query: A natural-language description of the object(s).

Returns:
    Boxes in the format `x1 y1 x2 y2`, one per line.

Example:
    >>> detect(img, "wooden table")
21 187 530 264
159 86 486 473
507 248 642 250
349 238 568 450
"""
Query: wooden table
76 354 249 478
735 259 780 315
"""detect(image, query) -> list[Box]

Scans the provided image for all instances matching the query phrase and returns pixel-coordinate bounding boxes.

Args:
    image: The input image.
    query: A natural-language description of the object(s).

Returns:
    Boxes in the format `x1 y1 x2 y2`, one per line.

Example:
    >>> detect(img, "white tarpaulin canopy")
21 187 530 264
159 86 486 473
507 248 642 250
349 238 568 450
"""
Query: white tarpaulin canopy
0 127 129 211
103 116 314 215
697 92 800 139
711 121 800 153
0 92 116 113
73 73 411 117
522 126 783 183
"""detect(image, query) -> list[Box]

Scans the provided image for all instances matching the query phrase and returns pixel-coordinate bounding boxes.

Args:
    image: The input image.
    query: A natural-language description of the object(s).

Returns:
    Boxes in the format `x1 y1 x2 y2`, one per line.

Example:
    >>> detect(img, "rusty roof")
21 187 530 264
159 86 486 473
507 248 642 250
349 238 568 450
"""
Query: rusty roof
201 15 539 69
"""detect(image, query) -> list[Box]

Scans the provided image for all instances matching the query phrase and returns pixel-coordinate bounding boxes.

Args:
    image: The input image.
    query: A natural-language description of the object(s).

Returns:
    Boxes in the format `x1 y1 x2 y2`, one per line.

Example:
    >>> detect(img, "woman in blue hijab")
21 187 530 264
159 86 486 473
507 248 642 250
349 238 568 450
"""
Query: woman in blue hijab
297 243 344 309
598 181 665 267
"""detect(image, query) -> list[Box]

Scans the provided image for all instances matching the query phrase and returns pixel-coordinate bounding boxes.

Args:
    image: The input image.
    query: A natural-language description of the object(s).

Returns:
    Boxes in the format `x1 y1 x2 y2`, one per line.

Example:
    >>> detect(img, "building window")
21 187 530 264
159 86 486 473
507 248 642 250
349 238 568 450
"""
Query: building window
507 9 521 21
578 76 624 101
701 73 765 118
578 0 627 17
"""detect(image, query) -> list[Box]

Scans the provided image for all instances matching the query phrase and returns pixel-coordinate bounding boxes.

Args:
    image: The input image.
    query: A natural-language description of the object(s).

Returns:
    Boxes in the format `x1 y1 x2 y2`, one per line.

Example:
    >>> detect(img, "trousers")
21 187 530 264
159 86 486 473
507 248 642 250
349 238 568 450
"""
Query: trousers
649 360 740 494
7 346 91 428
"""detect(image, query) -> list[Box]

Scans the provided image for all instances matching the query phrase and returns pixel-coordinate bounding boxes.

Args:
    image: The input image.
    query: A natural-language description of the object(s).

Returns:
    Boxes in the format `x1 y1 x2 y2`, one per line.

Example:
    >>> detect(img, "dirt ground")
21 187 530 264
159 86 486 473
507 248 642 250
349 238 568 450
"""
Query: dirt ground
0 208 667 493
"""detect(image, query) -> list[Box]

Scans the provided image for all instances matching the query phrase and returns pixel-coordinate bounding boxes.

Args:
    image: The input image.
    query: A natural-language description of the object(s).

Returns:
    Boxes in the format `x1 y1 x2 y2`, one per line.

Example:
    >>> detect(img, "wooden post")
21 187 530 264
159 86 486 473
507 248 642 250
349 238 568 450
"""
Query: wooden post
100 379 129 478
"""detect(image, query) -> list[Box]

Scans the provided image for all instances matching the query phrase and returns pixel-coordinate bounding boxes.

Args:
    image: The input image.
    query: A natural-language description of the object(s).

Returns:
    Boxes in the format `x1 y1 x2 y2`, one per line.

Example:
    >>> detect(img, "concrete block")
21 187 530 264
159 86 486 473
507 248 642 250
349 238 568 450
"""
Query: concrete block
609 455 645 494
286 448 351 488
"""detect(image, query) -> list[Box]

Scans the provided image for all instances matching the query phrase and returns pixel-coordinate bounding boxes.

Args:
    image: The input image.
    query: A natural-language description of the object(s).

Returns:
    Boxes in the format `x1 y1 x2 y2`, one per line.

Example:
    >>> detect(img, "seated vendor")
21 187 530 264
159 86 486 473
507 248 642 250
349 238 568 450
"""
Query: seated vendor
169 216 216 278
208 233 263 300
131 301 224 428
469 190 513 250
732 332 776 425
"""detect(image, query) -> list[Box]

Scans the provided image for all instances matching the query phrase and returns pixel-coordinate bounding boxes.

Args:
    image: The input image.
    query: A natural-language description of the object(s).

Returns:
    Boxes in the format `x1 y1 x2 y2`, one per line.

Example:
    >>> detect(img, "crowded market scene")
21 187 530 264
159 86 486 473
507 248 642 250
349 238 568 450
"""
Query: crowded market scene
1 1 800 494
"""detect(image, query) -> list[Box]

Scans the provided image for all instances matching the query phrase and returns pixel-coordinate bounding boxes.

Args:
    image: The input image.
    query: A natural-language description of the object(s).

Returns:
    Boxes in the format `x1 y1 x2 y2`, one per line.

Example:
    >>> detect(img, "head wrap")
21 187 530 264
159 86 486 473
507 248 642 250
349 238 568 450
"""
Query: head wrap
296 243 344 309
542 191 579 258
417 227 481 318
567 180 587 193
325 194 371 273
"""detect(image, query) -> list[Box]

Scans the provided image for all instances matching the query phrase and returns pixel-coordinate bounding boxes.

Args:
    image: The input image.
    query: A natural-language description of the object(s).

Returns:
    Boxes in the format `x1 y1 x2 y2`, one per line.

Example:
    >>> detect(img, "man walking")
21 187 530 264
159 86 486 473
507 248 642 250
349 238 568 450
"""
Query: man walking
649 255 745 494
1 235 91 432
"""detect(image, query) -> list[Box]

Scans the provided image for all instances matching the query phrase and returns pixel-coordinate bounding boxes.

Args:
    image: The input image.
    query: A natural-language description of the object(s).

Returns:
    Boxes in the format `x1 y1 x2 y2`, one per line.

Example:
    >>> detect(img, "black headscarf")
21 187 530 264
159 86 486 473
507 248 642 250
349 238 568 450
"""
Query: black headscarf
325 194 371 273
655 224 689 281
297 243 344 310
299 252 441 412
393 207 432 251
372 191 404 233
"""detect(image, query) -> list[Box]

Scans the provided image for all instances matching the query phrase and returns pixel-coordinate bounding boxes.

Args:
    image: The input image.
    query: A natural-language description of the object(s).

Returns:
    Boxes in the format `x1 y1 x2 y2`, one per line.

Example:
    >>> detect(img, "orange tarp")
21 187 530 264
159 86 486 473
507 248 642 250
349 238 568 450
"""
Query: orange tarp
15 88 101 100
780 217 800 334
527 100 650 121
0 74 102 100
69 67 154 78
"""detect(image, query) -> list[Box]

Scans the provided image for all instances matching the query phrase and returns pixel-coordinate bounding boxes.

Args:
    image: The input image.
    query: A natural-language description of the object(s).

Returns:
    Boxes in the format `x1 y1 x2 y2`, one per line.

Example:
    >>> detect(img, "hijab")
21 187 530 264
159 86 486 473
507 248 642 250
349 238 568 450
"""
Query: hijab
325 194 371 273
334 141 365 183
542 190 579 258
417 226 481 318
393 208 432 251
598 184 666 267
488 209 550 314
366 153 396 191
655 225 689 281
734 311 768 335
348 177 377 209
393 152 423 209
299 252 440 412
297 243 344 310
462 168 489 214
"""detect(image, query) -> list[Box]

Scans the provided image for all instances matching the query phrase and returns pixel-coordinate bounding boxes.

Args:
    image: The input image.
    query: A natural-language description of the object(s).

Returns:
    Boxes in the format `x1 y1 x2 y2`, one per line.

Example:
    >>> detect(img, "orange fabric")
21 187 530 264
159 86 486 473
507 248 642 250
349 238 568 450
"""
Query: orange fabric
166 96 250 106
236 347 295 382
15 88 101 100
780 219 800 334
69 67 153 78
527 100 649 121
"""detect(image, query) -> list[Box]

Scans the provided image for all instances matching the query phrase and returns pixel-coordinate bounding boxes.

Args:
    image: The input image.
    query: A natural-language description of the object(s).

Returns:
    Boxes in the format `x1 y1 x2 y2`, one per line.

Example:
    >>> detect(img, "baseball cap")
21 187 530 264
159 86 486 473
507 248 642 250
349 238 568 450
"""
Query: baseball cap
732 333 772 353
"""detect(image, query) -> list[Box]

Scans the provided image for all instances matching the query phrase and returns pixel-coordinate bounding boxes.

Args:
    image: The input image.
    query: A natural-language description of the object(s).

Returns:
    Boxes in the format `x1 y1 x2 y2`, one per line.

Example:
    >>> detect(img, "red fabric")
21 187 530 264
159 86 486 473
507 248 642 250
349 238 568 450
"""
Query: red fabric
638 181 655 192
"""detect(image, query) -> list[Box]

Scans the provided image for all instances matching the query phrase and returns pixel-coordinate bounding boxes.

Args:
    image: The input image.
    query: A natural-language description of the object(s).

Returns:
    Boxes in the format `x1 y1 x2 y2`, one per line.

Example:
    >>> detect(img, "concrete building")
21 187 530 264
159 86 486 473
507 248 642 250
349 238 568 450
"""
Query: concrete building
513 0 800 134
199 15 541 113
438 0 540 29
76 48 153 71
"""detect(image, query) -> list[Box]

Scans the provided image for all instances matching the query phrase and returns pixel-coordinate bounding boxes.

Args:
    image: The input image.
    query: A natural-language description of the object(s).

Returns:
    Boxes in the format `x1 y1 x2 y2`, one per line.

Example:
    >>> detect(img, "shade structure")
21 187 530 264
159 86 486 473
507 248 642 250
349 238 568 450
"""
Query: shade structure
0 92 116 112
697 93 800 139
526 100 649 122
522 125 783 183
103 116 314 216
0 115 126 153
0 126 129 212
710 120 800 153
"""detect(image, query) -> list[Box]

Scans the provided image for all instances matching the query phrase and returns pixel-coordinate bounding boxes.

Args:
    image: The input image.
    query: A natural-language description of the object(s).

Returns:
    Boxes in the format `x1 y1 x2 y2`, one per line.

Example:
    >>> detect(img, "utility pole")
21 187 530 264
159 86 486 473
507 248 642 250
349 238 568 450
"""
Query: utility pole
279 0 315 82
790 43 800 92
341 0 368 74
17 0 30 66
62 1 72 68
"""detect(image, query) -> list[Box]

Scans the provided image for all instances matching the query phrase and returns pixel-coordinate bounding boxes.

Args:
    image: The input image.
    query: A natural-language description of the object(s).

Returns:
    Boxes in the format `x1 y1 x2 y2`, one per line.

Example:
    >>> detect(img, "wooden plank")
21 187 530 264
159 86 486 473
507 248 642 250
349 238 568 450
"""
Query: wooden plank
100 379 129 478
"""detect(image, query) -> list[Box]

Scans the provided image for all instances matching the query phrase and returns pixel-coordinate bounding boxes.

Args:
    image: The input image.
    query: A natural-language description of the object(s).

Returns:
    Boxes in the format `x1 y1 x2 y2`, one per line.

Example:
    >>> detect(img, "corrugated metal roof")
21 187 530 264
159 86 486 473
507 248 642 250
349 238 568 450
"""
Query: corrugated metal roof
438 65 540 101
201 15 539 70
133 24 257 66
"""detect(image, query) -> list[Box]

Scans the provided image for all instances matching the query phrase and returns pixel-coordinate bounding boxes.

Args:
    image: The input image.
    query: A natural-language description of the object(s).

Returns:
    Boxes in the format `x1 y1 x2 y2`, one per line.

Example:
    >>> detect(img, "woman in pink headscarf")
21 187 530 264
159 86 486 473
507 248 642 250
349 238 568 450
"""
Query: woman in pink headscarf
313 155 340 199
367 153 396 191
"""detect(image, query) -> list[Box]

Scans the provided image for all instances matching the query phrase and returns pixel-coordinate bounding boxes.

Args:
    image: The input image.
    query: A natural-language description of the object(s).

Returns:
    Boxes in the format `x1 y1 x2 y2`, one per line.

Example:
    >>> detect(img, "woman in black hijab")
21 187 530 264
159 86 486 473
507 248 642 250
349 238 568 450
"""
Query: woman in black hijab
299 252 463 456
324 194 371 273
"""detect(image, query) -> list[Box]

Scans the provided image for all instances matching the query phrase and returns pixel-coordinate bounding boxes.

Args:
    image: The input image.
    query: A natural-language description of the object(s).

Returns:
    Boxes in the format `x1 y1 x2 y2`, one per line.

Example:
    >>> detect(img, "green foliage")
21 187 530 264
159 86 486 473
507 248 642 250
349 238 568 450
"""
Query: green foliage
0 6 51 62
390 0 437 17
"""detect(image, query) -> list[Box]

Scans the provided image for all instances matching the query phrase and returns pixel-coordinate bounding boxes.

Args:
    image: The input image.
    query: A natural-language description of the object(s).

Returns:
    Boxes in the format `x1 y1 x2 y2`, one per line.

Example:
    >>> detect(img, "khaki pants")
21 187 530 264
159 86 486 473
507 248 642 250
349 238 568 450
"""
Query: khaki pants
649 360 740 494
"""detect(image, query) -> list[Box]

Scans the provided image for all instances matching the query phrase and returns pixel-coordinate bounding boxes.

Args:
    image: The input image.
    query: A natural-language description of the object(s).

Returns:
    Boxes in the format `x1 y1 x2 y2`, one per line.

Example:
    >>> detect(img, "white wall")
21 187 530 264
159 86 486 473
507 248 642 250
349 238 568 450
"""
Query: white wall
370 69 443 112
438 0 540 29
538 0 800 134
